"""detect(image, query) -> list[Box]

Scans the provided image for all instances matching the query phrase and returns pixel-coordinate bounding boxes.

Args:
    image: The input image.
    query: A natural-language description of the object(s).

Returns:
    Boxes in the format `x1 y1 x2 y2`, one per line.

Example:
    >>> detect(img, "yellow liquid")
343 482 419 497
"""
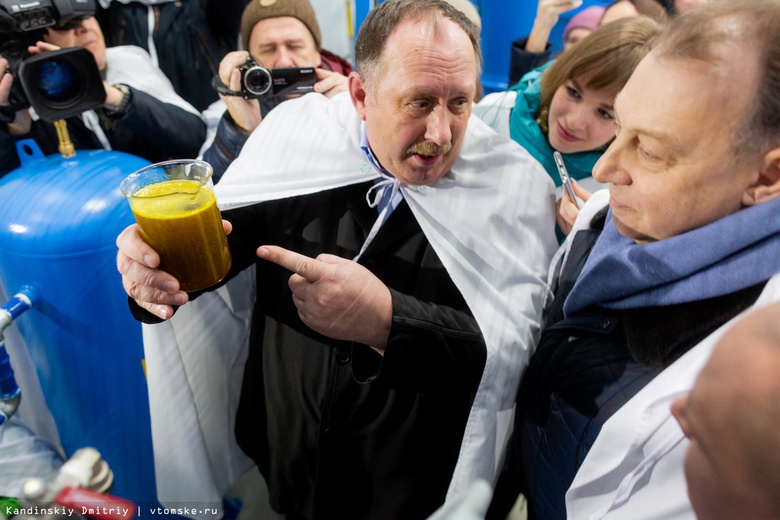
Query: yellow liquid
130 180 231 291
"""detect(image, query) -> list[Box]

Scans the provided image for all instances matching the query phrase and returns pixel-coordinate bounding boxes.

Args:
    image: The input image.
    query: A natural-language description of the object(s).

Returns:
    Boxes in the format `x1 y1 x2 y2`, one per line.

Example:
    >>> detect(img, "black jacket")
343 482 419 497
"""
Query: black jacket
1 87 206 176
134 182 487 519
96 0 250 112
508 36 553 87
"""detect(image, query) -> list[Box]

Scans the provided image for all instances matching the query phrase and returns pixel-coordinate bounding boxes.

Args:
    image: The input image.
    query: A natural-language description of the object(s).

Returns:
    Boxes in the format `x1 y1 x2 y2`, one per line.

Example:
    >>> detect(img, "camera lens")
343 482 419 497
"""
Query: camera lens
243 66 271 97
32 59 81 104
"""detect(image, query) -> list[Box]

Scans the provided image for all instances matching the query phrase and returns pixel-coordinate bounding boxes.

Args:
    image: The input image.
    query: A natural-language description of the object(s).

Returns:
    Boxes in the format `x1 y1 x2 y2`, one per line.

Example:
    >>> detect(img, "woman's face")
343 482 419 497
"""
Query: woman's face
546 77 617 154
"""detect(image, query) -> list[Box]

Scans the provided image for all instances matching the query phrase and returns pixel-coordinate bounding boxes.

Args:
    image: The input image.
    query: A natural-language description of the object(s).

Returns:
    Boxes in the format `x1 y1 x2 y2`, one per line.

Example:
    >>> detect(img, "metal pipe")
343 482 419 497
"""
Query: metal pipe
0 286 37 426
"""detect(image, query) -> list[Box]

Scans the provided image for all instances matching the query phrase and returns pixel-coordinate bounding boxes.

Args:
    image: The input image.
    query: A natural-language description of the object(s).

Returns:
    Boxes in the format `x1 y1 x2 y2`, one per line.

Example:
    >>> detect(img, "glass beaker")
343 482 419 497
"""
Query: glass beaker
120 159 231 292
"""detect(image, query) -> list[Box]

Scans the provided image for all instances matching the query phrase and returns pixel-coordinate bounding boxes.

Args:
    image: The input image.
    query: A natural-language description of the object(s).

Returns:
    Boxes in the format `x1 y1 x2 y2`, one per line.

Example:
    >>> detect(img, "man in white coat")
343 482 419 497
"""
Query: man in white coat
116 0 557 518
493 0 780 518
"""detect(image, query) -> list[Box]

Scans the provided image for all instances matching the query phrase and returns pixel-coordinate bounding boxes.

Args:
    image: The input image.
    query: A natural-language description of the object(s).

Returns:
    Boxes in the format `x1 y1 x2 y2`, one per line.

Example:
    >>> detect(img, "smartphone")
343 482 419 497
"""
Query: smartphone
553 151 579 209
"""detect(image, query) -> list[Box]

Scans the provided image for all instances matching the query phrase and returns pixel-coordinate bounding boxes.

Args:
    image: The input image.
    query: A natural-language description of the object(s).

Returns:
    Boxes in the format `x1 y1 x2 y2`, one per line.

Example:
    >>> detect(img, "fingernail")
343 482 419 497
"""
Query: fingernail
257 247 269 258
173 293 188 305
164 281 179 292
156 305 170 319
143 254 155 266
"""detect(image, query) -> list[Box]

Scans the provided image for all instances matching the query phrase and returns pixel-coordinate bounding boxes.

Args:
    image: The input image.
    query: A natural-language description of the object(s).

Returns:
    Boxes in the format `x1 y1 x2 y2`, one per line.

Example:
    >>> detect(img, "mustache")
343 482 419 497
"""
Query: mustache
407 141 453 157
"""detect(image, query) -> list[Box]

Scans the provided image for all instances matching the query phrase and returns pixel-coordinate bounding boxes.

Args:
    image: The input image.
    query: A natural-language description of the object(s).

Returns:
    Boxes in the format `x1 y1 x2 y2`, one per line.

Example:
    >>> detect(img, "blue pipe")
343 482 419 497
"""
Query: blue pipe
0 286 37 426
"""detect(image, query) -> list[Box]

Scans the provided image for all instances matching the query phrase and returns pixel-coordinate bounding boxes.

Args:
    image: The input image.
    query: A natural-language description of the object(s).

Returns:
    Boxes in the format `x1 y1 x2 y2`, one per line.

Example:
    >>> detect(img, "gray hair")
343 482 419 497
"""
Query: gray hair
654 0 780 162
354 0 482 88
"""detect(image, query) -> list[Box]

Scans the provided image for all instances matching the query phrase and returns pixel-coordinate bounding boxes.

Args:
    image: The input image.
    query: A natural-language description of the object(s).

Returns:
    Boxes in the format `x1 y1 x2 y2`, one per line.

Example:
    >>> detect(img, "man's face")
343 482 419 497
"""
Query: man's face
547 77 617 154
671 304 780 519
349 18 477 186
592 48 762 243
248 16 320 69
44 17 107 70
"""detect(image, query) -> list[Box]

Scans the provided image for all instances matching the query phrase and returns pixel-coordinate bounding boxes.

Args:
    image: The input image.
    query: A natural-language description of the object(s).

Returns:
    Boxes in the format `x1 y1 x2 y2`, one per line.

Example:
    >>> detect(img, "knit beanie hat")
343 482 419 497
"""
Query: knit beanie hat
241 0 322 51
563 5 606 40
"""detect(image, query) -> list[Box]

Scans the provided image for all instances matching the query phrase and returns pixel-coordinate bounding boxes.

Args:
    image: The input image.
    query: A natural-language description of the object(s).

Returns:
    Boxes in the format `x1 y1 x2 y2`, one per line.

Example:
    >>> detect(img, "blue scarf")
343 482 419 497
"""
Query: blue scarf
508 64 603 187
563 196 780 316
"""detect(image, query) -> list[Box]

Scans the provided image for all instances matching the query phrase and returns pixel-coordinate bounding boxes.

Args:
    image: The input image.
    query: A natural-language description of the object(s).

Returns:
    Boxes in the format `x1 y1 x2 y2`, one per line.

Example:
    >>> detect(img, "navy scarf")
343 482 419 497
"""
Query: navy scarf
564 197 780 316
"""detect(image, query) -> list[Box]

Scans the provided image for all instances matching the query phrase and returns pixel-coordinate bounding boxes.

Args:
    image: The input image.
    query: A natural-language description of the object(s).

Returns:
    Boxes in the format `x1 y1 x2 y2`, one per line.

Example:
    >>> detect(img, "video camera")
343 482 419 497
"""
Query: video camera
211 55 317 100
0 0 106 122
238 56 316 99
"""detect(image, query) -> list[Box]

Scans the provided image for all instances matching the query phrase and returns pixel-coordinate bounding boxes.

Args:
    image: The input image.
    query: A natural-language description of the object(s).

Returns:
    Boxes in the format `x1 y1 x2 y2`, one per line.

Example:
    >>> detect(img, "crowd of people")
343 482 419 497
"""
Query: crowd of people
2 0 779 519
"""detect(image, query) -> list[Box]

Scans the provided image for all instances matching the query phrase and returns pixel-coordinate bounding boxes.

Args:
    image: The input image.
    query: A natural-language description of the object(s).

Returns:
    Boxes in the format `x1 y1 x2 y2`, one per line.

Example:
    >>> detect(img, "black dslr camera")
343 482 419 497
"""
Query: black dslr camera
1 0 105 122
238 56 317 99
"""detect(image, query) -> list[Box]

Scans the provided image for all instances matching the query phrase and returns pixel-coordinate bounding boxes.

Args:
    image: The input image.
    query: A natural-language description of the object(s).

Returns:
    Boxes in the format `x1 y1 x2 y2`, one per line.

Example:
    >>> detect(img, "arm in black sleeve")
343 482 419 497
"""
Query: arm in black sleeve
352 288 487 395
116 87 207 159
509 36 553 87
202 112 250 183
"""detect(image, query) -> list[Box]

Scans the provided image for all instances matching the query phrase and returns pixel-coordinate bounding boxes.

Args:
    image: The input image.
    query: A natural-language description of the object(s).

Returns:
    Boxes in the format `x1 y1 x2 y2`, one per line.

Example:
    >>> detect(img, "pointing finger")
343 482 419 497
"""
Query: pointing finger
257 245 326 282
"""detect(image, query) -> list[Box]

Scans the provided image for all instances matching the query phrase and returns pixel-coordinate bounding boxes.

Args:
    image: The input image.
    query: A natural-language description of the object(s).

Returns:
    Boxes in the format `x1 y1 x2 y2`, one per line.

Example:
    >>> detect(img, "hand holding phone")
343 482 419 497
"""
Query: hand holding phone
553 151 579 209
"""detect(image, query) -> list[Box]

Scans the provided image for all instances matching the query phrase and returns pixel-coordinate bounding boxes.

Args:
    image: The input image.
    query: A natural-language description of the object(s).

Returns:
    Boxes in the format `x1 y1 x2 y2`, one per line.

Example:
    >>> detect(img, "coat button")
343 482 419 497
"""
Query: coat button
602 320 611 329
337 350 351 364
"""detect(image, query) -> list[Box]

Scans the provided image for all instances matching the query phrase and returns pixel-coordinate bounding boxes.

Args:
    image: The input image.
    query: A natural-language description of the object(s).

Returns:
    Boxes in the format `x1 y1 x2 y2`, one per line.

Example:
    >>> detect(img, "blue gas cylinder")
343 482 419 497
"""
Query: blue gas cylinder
0 141 157 505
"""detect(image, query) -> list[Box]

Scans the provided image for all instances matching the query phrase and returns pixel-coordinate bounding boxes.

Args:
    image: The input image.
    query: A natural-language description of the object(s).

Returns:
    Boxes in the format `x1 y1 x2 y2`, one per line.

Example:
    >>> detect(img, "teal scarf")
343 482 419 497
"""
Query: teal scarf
508 64 603 187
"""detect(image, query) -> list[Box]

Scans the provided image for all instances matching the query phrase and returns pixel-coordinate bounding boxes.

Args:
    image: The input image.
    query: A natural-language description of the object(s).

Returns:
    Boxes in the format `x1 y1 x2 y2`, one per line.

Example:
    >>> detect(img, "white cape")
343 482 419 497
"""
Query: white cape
105 46 202 117
560 194 780 519
142 92 557 518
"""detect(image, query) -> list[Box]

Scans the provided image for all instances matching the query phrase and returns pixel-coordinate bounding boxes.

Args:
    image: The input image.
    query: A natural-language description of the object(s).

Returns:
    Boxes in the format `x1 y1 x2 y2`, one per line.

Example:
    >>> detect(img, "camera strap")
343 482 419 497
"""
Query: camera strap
211 75 248 98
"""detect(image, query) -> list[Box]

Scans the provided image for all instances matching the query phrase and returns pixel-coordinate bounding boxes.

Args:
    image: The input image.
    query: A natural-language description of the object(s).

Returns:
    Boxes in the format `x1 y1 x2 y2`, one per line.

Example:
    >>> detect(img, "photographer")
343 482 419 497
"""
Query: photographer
201 0 351 183
0 16 206 177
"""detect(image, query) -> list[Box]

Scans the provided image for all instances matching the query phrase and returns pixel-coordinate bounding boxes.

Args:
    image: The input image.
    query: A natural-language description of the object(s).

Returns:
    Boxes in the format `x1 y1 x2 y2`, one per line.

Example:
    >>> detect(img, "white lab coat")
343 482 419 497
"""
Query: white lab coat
559 194 780 519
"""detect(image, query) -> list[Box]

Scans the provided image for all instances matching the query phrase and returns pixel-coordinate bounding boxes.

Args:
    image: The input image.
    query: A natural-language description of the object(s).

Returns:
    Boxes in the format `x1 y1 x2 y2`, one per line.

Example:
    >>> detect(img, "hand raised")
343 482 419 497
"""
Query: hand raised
258 245 392 353
536 0 583 27
217 50 262 134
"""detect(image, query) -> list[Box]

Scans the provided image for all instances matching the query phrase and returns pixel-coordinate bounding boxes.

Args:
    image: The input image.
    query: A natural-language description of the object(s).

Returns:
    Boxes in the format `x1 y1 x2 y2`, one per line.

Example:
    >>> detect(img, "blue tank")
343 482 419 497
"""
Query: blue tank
0 141 158 505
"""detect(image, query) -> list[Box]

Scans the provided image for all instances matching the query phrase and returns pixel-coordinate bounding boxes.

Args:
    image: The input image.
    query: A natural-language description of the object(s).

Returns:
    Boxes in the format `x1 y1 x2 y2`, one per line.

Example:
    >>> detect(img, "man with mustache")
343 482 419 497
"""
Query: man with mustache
115 0 557 518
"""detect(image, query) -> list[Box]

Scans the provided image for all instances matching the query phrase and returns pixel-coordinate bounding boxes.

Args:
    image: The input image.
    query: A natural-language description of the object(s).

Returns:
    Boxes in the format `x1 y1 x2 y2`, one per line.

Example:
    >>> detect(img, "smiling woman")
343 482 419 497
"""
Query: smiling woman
473 15 661 242
473 16 661 190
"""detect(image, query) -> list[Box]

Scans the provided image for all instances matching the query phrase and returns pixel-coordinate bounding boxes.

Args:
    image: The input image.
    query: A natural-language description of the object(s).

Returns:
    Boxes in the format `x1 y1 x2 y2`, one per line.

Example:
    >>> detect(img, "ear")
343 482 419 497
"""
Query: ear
348 71 368 121
742 147 780 206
